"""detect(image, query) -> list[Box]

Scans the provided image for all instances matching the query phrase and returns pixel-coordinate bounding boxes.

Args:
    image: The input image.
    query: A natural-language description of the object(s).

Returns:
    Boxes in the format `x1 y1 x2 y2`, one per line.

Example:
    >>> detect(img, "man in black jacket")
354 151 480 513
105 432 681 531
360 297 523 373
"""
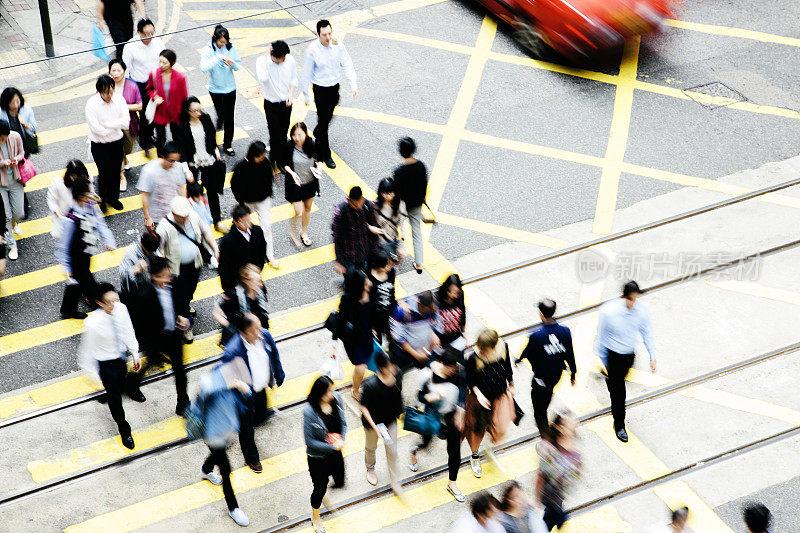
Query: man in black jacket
126 256 190 414
218 204 267 292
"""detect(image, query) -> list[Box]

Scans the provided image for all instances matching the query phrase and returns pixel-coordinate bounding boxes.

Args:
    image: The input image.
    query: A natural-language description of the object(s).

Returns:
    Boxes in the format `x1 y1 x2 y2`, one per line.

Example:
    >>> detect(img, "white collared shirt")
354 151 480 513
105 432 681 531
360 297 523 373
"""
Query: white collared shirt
243 336 271 392
122 37 166 83
238 227 251 242
85 92 129 143
300 39 357 100
256 53 299 103
78 303 140 373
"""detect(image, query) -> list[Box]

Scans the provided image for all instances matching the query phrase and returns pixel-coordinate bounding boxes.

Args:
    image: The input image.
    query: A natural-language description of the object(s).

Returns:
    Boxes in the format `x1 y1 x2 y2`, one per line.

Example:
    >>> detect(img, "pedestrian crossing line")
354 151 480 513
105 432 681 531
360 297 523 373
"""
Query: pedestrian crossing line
434 212 567 249
0 318 85 359
706 279 800 305
185 8 293 20
664 18 800 48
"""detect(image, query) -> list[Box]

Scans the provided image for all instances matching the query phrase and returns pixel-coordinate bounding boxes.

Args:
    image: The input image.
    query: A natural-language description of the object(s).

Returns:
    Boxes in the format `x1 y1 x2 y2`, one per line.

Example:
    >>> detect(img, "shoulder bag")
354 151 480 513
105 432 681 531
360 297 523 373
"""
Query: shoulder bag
168 218 212 263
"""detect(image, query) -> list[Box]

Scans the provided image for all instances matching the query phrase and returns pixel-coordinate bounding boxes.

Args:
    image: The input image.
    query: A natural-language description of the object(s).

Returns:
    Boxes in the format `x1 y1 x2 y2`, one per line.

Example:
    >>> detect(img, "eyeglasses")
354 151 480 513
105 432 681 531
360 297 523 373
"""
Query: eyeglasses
141 31 154 37
165 158 180 164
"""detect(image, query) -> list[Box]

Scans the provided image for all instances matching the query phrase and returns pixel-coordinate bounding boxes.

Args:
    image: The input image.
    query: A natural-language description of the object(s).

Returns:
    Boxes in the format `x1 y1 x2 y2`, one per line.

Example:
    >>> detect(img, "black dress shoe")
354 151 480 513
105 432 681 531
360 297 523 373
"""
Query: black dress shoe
127 389 146 403
615 427 629 443
110 200 124 211
121 435 135 449
176 403 189 417
61 311 88 320
324 158 336 169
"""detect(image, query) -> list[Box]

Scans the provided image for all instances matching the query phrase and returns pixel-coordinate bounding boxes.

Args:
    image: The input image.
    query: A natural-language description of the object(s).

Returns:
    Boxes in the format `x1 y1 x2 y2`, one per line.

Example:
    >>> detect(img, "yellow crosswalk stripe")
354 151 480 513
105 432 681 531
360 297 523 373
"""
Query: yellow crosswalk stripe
185 9 293 20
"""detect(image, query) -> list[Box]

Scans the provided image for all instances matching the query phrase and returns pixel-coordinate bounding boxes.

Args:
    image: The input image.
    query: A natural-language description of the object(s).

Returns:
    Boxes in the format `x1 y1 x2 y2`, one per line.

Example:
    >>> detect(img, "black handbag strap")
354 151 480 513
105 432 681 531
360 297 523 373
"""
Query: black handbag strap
167 219 204 252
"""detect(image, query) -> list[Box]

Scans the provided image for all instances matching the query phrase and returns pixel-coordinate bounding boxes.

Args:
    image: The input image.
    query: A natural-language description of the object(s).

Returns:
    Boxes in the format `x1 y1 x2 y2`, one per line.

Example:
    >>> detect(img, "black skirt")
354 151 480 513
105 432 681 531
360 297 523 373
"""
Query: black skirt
285 175 319 203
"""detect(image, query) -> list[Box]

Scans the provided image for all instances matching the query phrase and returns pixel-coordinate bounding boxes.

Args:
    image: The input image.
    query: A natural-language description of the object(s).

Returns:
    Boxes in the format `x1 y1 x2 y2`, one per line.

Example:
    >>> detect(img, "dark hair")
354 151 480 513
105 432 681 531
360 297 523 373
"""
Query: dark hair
437 274 463 307
235 312 259 332
399 136 416 158
108 58 127 72
71 175 91 201
149 255 169 276
95 75 115 94
271 40 289 58
0 87 24 112
539 298 556 318
140 231 161 253
368 250 390 271
158 141 181 159
470 491 499 520
159 49 177 66
622 280 641 298
418 290 434 310
137 18 154 33
186 180 204 198
231 203 251 221
96 282 117 302
376 177 400 216
499 481 522 512
439 345 463 366
246 140 267 162
372 348 391 371
212 25 232 50
289 122 315 158
316 19 331 34
348 186 363 201
63 159 89 188
671 506 689 522
180 95 202 124
307 375 334 409
0 120 9 137
339 268 367 327
743 503 771 532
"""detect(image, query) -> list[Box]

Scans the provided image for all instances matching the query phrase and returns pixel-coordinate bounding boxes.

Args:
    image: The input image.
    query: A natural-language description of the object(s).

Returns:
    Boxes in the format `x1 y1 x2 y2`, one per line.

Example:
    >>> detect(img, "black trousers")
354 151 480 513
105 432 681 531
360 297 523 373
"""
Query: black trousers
98 358 131 438
106 18 133 59
203 447 238 511
238 388 268 465
312 84 340 161
153 123 180 151
60 259 97 315
190 165 221 223
91 139 124 207
308 451 345 509
210 90 236 149
605 350 635 430
531 380 555 437
176 262 201 322
263 100 292 167
415 413 462 482
136 81 154 150
543 505 568 530
127 330 188 409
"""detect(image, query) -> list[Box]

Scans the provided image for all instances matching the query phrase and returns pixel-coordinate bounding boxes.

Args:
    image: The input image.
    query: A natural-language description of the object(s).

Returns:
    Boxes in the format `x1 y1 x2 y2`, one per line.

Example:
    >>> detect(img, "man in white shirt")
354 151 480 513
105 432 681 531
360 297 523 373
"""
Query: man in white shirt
300 19 358 170
122 18 165 151
78 283 141 449
86 74 129 212
255 40 298 170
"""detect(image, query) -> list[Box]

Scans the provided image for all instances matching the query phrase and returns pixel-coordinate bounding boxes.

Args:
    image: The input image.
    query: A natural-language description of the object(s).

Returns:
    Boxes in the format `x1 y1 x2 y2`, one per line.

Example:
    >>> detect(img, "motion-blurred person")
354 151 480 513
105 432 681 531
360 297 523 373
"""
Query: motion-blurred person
221 313 285 472
451 491 504 533
232 141 278 266
498 481 546 533
464 329 515 478
138 141 191 231
281 122 321 249
1 87 36 220
86 74 129 211
57 176 116 319
374 176 405 261
77 283 141 449
49 162 94 241
0 193 6 276
118 230 160 301
332 268 373 400
201 25 241 156
0 120 24 260
595 280 657 443
360 350 403 492
195 359 252 527
255 40 297 169
408 346 467 502
122 18 164 151
145 49 188 149
392 137 427 273
304 375 347 533
218 204 266 292
156 196 219 342
95 0 145 58
435 274 466 349
388 290 438 374
108 58 142 191
331 186 380 275
535 411 581 530
516 298 576 437
126 256 189 414
367 250 396 343
174 96 225 231
300 19 357 169
743 503 771 533
213 263 270 347
649 506 692 533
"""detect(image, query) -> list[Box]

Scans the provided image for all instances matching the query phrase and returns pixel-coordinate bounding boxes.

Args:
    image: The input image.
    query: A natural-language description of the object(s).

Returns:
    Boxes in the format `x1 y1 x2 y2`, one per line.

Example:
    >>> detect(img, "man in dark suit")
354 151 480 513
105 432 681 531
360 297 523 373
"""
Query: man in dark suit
221 313 285 472
126 255 190 414
218 204 267 293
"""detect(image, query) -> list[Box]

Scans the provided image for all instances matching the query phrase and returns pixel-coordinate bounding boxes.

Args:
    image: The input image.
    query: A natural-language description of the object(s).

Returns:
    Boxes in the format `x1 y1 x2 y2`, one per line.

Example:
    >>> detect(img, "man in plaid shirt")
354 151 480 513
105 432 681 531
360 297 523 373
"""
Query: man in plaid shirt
331 186 381 274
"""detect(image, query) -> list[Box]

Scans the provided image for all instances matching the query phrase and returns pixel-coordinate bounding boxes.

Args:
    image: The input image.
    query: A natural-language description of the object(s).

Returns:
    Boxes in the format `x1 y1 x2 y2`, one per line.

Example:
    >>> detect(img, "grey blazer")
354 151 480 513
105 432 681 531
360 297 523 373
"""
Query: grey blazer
303 391 347 458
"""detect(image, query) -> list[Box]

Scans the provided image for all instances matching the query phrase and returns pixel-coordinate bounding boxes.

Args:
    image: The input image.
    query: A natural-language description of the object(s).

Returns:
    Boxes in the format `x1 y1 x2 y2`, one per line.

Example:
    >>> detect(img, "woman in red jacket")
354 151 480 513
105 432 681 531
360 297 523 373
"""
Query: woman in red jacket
145 49 188 150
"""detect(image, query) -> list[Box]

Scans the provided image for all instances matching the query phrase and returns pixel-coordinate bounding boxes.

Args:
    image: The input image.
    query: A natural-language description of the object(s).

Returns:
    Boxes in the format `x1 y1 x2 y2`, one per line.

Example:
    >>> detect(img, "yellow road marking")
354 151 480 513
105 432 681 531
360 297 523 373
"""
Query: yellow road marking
425 17 496 212
665 19 800 48
592 38 640 235
434 211 566 249
706 280 800 305
186 9 293 20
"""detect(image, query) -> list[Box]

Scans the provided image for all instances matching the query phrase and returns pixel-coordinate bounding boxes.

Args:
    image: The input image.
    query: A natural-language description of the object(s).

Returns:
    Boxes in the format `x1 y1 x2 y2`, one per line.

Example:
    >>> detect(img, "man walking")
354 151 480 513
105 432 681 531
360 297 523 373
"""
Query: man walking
218 204 267 292
255 41 298 170
220 313 285 473
78 283 141 449
388 290 439 374
331 186 380 275
118 231 160 301
516 299 576 437
595 280 657 442
300 19 357 169
96 0 146 59
122 19 164 152
138 141 192 231
392 137 428 273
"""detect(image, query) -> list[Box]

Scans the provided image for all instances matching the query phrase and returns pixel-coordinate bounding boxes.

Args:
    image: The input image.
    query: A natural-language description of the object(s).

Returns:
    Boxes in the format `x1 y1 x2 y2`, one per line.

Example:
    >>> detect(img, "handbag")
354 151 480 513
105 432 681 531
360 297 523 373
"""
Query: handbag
183 400 206 440
320 351 345 381
168 219 212 263
145 99 158 122
18 158 37 184
366 339 384 373
91 23 110 62
23 131 39 154
403 406 441 436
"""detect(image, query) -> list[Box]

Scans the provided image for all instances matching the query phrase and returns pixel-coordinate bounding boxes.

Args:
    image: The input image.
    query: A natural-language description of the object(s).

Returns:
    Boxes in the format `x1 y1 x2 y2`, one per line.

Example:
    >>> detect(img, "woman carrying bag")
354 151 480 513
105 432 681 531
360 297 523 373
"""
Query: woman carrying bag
213 263 270 347
281 122 322 248
145 49 188 149
331 269 373 401
535 411 582 531
464 328 515 479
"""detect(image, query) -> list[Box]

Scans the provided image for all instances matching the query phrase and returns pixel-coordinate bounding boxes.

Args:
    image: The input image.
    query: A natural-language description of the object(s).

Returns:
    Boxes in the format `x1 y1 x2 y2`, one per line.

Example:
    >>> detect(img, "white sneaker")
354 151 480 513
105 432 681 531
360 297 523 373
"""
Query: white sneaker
12 225 21 235
8 247 18 261
470 456 482 478
203 470 222 486
229 508 249 527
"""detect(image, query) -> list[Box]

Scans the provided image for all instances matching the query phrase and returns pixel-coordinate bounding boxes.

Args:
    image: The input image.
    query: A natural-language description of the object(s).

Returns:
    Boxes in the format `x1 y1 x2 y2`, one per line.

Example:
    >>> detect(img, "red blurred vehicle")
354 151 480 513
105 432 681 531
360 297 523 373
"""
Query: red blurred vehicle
473 0 677 60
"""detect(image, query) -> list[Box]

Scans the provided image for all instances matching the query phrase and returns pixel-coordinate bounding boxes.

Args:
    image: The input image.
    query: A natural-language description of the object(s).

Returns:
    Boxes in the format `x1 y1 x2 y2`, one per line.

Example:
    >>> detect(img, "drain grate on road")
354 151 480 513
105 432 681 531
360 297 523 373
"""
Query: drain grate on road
682 82 747 110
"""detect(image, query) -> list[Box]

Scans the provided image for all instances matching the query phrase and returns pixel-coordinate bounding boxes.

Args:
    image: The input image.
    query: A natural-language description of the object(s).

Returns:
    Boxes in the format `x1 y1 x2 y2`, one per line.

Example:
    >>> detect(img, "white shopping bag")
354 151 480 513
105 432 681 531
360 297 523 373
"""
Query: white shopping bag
320 344 345 381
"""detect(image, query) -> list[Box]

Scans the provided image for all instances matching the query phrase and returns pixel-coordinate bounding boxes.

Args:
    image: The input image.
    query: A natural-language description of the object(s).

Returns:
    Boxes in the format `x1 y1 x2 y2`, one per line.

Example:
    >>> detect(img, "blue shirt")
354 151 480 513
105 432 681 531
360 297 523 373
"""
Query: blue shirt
595 298 656 361
301 39 357 100
200 43 241 94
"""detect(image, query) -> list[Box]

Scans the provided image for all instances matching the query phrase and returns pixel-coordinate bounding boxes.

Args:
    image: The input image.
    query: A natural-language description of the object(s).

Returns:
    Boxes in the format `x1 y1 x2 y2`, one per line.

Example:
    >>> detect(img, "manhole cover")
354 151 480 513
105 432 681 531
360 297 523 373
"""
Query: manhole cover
682 82 747 110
